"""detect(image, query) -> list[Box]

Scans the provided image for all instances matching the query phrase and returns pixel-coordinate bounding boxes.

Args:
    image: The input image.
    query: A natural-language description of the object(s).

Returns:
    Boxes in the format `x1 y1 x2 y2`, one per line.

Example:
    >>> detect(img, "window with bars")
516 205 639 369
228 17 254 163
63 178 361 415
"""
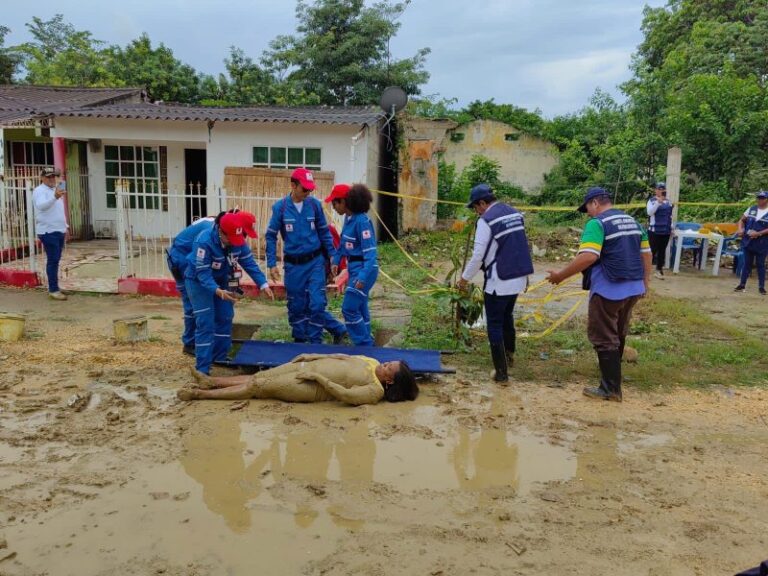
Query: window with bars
105 145 161 209
8 141 55 174
252 146 322 171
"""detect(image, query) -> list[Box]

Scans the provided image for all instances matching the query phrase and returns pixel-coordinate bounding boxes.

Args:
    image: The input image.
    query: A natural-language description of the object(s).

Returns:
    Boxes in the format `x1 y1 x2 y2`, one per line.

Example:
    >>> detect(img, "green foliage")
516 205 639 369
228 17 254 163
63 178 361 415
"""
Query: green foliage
104 34 201 103
0 26 21 83
14 15 117 86
437 154 525 219
408 95 547 137
263 0 430 105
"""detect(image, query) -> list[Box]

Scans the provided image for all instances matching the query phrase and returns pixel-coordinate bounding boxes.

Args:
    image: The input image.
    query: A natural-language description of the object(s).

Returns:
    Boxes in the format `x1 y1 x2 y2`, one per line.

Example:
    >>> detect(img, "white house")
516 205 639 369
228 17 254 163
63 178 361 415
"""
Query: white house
1 86 389 240
51 103 386 237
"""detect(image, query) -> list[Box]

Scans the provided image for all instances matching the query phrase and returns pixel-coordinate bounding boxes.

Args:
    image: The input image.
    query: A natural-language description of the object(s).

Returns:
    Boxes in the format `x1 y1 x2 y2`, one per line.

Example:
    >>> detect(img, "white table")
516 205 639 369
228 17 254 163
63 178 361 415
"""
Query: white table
671 230 725 275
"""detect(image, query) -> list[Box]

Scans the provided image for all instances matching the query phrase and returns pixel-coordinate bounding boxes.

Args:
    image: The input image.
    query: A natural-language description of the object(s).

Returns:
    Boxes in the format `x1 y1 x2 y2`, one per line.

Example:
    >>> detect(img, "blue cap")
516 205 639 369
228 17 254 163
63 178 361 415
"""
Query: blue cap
757 190 768 199
655 182 666 190
578 187 610 213
466 183 494 208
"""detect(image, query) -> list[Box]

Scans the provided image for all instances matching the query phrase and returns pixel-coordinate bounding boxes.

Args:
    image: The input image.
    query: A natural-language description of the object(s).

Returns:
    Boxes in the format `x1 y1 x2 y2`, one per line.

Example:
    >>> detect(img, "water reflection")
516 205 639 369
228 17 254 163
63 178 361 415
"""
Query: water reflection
180 415 274 533
180 410 576 533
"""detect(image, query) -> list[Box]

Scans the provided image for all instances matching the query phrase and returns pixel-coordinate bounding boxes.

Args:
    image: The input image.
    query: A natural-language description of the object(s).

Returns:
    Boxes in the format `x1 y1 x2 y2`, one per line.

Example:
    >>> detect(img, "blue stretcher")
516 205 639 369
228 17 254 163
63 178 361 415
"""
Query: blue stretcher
218 340 455 375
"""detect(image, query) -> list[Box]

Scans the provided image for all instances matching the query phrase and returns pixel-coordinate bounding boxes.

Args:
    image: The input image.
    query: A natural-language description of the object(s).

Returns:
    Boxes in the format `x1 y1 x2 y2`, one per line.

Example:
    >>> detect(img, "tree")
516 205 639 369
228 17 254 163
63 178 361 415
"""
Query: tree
264 0 430 105
0 26 21 83
104 34 201 102
663 71 768 196
14 15 116 86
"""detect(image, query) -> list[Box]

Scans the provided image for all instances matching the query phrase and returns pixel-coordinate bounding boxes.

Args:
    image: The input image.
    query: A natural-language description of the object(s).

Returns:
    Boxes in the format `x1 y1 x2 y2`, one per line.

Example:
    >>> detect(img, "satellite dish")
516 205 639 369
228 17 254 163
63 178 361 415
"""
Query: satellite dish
379 86 408 114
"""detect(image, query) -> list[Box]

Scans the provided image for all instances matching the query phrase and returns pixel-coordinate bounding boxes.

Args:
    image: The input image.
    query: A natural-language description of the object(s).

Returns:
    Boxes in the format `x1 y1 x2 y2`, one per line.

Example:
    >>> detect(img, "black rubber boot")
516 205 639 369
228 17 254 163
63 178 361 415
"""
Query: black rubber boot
182 344 195 357
489 342 509 384
583 350 622 402
503 334 515 368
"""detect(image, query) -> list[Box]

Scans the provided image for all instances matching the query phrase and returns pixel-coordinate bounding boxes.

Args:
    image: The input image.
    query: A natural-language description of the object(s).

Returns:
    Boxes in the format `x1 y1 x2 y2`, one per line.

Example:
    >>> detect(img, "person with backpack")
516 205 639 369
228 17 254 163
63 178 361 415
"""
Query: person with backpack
265 168 338 344
457 184 534 384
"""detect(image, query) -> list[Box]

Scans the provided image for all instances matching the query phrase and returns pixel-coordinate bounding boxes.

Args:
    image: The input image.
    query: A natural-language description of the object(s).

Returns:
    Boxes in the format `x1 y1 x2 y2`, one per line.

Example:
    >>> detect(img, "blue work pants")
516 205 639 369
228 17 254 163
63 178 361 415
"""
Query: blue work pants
483 292 518 351
739 247 767 290
186 279 235 374
38 231 65 293
342 262 377 346
284 256 328 344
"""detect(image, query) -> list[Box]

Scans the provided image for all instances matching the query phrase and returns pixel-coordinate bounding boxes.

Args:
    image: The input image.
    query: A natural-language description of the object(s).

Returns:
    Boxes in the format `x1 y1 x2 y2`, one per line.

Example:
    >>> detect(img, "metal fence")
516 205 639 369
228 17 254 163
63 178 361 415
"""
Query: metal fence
115 183 344 281
0 172 344 290
0 175 39 276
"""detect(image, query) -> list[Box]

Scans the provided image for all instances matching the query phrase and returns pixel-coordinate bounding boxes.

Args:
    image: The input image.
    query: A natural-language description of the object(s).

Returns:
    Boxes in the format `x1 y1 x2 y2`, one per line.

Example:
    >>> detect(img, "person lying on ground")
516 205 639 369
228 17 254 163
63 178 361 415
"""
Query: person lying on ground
177 353 418 406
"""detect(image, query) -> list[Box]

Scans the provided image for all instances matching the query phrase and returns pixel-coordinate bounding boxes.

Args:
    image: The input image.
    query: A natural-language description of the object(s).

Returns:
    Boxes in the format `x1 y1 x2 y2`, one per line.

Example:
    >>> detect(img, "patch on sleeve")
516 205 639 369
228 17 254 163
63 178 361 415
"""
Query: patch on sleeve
345 242 354 249
362 229 371 239
196 248 206 258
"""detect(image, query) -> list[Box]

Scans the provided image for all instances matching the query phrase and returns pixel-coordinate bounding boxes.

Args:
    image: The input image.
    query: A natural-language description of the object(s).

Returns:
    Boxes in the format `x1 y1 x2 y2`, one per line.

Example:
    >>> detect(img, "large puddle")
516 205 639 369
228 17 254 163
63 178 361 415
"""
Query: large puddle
2 402 582 574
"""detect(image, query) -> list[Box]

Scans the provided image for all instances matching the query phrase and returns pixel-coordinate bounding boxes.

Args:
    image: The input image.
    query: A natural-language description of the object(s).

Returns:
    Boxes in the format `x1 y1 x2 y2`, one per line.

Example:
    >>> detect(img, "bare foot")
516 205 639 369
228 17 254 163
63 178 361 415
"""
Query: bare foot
189 366 216 389
177 388 199 401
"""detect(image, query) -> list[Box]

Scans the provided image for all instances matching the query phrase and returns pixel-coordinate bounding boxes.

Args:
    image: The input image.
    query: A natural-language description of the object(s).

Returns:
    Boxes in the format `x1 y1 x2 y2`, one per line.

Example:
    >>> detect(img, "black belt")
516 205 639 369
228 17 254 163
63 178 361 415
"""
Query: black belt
347 255 364 262
284 248 323 265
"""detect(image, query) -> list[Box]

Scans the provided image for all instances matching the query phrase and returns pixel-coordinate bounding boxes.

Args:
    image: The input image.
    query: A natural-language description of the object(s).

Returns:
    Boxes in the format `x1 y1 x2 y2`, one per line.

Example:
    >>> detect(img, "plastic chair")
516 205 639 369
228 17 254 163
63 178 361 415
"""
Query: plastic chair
720 233 744 276
669 222 703 268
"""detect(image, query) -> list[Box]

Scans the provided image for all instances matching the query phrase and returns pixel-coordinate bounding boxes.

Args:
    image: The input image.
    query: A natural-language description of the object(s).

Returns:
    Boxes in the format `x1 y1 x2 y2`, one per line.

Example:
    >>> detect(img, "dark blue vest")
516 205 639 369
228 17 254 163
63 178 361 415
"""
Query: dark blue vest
649 199 673 234
480 202 534 280
743 205 768 254
594 209 645 282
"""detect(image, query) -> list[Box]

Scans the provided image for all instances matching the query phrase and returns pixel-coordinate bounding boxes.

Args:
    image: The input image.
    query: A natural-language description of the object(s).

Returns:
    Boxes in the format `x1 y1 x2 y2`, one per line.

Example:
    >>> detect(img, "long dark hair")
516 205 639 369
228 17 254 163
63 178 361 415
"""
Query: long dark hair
346 184 373 214
384 361 419 403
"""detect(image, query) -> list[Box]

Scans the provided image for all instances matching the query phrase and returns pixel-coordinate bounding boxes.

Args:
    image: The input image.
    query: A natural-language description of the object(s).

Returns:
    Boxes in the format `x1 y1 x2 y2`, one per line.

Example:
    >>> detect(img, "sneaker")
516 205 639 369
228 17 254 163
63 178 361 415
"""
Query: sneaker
654 271 664 280
49 291 68 301
734 285 746 293
182 344 195 357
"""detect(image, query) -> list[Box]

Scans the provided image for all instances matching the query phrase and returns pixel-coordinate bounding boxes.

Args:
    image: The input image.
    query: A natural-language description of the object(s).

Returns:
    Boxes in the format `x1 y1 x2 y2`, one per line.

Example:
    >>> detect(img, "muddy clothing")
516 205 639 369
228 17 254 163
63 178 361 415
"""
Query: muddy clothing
246 355 384 406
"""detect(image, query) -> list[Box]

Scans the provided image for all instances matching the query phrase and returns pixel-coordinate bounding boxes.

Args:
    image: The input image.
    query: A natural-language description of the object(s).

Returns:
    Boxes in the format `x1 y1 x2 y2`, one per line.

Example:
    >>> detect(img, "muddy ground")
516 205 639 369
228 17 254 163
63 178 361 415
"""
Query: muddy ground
1 270 767 576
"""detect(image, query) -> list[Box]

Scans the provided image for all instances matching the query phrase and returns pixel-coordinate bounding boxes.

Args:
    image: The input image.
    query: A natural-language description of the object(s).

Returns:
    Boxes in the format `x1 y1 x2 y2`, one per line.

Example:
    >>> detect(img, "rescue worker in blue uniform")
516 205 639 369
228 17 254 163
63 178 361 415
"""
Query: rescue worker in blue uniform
330 184 379 346
734 190 768 295
265 168 337 344
457 184 534 384
167 216 216 355
646 182 673 280
547 187 652 402
186 212 274 374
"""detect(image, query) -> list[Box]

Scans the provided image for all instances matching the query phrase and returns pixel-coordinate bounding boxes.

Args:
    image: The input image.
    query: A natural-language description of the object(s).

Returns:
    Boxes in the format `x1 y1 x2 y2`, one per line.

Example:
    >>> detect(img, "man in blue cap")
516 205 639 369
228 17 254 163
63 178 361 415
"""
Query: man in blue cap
734 190 768 295
457 183 534 384
546 187 652 401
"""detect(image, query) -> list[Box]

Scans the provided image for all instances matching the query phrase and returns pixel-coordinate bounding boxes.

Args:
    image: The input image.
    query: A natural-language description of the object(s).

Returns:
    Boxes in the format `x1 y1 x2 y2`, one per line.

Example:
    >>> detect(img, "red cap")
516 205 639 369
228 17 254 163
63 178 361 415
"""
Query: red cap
290 167 316 191
238 211 259 238
219 212 246 246
324 183 350 203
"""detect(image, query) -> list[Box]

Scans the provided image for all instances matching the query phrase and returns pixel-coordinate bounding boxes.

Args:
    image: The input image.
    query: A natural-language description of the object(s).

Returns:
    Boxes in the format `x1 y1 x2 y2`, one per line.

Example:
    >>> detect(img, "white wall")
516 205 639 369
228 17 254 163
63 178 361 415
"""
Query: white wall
51 118 377 238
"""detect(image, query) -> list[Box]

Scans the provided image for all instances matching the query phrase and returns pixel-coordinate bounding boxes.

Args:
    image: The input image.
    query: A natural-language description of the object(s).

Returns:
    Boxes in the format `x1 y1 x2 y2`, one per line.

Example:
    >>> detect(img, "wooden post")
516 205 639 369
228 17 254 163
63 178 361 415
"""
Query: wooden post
666 147 682 224
664 147 683 270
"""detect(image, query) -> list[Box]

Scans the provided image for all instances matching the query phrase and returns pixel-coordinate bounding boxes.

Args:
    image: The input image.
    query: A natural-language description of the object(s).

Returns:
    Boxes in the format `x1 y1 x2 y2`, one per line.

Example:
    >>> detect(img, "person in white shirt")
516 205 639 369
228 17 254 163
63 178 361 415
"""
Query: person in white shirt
457 184 534 384
32 167 68 300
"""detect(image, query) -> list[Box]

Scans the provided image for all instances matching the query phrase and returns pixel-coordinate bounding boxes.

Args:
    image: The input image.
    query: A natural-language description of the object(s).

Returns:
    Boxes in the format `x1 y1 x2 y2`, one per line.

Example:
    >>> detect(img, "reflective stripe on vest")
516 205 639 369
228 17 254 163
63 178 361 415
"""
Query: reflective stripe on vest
480 203 534 281
595 209 645 282
743 205 768 254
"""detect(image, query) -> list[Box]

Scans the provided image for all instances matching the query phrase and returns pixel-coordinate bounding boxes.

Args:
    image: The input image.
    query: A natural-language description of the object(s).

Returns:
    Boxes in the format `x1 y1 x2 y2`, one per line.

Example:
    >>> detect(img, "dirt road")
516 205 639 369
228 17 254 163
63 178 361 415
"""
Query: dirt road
0 283 766 575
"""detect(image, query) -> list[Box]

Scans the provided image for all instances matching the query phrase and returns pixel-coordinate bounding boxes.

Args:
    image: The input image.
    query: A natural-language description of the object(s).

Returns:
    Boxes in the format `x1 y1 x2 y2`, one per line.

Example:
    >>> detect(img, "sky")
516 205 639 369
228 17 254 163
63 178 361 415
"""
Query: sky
3 0 667 118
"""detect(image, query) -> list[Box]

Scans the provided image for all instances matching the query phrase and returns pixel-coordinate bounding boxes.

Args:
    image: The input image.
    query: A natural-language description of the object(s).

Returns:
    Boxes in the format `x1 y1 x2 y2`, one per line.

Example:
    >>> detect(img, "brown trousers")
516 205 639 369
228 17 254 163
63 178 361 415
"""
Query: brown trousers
587 294 640 352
